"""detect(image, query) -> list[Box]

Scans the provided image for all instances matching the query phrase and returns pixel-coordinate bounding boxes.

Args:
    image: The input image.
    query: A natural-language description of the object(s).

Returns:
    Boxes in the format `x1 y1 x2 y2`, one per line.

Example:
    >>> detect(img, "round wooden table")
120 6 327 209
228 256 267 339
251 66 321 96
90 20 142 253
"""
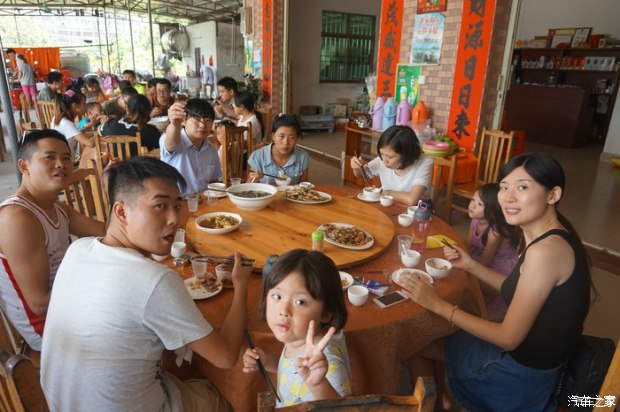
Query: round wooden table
166 185 486 412
186 187 395 269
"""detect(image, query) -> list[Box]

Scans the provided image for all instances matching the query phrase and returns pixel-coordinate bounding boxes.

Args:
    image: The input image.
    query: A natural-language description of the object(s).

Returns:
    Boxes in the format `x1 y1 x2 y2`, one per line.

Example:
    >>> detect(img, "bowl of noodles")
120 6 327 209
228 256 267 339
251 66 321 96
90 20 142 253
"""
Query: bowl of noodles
195 212 242 234
226 183 278 211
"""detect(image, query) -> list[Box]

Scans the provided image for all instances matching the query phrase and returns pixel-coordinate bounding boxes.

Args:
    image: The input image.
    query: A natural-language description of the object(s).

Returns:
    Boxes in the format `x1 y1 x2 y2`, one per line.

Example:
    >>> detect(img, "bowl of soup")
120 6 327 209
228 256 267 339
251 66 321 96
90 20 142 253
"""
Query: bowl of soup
226 183 278 210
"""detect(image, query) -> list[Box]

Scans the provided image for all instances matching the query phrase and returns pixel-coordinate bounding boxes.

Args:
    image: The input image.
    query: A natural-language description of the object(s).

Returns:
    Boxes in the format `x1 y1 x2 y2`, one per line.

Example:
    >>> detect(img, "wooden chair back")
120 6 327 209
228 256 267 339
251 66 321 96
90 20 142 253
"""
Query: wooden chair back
0 348 48 412
474 127 514 185
219 125 250 185
92 132 144 176
257 106 273 144
450 128 514 218
58 168 107 223
35 101 55 129
258 377 436 412
18 93 31 123
594 342 620 410
18 119 37 139
430 153 457 224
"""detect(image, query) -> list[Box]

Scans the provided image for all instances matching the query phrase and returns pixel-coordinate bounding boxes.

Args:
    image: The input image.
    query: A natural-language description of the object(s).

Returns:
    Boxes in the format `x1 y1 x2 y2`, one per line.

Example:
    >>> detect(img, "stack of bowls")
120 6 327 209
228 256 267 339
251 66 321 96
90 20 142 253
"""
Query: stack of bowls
422 141 452 157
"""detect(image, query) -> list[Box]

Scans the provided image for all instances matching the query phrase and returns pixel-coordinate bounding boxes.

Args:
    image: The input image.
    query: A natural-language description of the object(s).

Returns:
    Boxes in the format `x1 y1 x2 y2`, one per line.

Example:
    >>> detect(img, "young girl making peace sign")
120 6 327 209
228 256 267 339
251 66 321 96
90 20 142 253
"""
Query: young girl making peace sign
243 249 351 407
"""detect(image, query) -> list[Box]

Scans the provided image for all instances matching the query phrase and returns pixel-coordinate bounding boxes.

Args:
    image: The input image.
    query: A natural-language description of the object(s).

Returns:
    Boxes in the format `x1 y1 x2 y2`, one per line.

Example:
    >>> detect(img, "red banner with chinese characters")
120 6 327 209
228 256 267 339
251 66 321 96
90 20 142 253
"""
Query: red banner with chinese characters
376 0 404 99
262 0 273 103
446 0 496 151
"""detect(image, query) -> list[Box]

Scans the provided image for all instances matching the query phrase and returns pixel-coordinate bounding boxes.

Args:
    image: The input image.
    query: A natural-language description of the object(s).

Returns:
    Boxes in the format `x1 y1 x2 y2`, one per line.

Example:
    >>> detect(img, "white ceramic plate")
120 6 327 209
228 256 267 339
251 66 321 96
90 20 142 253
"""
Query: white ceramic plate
184 277 223 300
282 189 332 204
339 271 354 290
391 268 434 287
318 223 374 250
357 193 380 203
195 212 242 235
203 189 228 199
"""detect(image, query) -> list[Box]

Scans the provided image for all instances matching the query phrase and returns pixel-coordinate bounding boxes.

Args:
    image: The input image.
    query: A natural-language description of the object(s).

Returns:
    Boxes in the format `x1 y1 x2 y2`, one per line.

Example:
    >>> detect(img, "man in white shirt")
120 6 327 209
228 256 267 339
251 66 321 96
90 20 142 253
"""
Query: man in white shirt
41 156 251 411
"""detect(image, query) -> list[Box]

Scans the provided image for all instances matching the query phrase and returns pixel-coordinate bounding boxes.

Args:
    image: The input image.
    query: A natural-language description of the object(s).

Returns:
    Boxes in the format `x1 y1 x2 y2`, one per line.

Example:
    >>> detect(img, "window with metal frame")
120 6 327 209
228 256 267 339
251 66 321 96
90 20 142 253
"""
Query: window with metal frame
320 10 375 83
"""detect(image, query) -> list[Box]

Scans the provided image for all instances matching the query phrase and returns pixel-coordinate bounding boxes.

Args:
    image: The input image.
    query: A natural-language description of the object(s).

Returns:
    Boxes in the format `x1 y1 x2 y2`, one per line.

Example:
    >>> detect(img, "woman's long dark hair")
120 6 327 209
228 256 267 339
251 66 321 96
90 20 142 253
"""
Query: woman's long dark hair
124 94 152 129
52 88 86 126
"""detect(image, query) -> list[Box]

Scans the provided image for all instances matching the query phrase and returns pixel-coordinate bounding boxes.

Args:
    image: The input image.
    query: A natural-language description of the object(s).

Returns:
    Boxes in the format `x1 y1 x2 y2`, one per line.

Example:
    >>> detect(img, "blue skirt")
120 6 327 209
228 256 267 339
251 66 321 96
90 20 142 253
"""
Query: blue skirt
445 330 561 412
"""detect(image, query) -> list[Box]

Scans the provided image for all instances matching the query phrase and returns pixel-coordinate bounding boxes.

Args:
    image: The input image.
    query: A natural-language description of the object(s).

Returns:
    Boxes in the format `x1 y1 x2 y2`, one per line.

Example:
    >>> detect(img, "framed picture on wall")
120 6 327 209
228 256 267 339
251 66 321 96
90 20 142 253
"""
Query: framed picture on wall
551 35 573 49
417 0 447 14
571 27 592 48
547 28 575 47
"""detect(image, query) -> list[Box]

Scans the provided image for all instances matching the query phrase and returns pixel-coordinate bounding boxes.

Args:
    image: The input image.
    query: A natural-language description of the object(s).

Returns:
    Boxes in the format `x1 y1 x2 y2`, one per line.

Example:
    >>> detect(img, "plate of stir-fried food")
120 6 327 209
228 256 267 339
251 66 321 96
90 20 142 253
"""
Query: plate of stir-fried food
317 223 374 250
184 276 223 299
195 212 242 234
282 186 332 204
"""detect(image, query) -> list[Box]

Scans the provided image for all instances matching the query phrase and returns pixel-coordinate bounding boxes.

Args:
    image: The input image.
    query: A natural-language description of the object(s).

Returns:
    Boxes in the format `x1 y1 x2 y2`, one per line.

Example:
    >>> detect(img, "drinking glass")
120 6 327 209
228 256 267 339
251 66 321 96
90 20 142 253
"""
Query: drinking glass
186 195 199 213
174 228 186 243
230 177 242 186
397 235 412 254
191 256 209 280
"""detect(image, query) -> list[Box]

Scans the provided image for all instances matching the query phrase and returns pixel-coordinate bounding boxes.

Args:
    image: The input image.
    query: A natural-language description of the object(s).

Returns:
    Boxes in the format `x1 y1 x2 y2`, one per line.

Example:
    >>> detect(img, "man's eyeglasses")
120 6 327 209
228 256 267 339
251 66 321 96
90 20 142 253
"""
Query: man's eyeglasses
186 115 213 126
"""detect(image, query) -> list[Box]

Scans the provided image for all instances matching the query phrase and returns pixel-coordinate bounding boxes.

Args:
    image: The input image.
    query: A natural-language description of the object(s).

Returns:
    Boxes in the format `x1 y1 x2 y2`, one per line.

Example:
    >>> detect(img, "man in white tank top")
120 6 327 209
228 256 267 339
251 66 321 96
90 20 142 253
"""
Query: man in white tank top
0 130 105 352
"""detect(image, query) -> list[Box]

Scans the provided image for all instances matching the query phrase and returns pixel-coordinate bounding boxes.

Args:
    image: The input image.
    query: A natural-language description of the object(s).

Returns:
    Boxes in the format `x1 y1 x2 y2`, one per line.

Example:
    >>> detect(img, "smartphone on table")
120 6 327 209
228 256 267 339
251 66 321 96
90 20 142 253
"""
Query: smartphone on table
373 291 408 309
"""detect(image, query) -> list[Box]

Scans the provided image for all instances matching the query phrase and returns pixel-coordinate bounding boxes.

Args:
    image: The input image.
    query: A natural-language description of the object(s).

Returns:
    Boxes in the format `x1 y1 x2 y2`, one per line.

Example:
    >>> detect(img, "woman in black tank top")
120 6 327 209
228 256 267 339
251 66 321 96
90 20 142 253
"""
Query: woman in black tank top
399 153 592 411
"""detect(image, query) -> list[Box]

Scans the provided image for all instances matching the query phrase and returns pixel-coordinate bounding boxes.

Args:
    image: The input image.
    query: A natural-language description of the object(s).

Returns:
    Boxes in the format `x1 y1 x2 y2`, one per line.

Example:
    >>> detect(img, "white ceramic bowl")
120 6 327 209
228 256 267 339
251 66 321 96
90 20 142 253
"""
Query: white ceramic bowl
425 258 453 279
339 271 354 290
151 253 168 262
195 212 242 235
363 186 381 200
274 176 292 186
149 116 169 129
215 264 233 288
398 213 413 227
299 182 314 190
380 194 394 207
226 183 278 211
347 285 369 306
401 250 421 268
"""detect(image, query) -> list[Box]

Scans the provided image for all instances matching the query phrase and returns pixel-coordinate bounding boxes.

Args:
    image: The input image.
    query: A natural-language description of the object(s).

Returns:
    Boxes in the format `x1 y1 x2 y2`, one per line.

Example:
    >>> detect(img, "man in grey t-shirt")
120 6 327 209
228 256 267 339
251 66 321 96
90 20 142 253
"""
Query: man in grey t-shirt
37 71 64 102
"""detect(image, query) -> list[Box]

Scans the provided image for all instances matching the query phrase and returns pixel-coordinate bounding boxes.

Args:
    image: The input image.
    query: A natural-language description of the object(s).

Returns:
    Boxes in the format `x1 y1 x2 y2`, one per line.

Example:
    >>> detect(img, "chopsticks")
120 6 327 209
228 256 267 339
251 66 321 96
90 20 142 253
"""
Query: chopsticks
204 255 255 267
441 239 457 250
245 330 281 403
353 150 371 188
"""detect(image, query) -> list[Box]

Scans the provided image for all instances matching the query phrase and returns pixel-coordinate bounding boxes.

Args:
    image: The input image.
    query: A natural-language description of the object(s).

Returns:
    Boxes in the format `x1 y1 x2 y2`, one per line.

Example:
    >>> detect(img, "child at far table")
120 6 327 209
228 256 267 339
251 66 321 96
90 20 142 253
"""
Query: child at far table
466 183 520 320
77 102 106 133
242 249 351 407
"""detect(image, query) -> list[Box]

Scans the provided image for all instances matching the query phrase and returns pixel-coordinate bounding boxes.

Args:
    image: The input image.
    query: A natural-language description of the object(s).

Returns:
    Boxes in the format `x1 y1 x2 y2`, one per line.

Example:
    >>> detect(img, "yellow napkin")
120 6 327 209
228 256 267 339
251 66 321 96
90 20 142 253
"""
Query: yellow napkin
427 235 458 249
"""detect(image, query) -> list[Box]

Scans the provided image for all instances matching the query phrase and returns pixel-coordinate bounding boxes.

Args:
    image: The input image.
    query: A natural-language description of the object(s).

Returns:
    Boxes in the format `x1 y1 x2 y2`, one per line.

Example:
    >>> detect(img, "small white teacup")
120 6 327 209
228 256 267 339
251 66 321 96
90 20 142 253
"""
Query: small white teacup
347 285 369 306
363 186 381 200
380 194 394 207
171 241 186 258
407 205 418 217
299 181 314 190
398 213 413 227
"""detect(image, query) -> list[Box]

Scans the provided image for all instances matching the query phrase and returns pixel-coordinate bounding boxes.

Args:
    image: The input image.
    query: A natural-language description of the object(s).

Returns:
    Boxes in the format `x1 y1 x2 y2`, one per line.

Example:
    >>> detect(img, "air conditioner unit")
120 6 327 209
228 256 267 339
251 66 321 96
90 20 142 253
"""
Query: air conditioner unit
239 6 252 36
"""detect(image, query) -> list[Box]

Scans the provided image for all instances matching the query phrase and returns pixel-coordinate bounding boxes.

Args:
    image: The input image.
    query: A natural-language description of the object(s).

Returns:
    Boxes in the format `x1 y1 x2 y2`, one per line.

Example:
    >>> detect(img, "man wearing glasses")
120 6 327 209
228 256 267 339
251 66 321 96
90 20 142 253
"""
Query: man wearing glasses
150 78 175 118
160 98 221 195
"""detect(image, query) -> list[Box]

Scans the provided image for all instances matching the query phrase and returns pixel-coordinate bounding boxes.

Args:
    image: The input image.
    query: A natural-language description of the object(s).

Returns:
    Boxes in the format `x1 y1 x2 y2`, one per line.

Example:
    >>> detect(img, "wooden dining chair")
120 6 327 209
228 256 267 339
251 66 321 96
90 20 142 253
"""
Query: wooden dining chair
430 153 457 224
18 93 32 124
92 132 144 176
594 342 620 410
258 376 436 412
257 106 273 146
219 125 250 185
35 101 55 129
0 347 48 412
450 128 514 218
58 167 108 223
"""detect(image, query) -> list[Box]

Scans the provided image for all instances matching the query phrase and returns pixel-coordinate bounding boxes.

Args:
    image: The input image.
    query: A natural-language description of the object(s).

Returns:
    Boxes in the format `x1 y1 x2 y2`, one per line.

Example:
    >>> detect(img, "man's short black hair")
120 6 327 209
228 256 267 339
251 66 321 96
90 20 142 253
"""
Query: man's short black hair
217 77 238 93
185 98 215 120
155 78 172 89
147 78 158 88
19 129 70 160
106 157 187 207
122 69 136 78
6 48 16 54
120 86 138 98
47 71 64 84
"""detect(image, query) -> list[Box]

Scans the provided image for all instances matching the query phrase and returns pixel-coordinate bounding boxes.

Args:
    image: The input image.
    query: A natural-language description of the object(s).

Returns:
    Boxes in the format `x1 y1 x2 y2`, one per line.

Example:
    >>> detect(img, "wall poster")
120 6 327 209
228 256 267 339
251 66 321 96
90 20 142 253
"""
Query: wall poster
417 0 448 14
395 65 422 108
410 13 445 66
